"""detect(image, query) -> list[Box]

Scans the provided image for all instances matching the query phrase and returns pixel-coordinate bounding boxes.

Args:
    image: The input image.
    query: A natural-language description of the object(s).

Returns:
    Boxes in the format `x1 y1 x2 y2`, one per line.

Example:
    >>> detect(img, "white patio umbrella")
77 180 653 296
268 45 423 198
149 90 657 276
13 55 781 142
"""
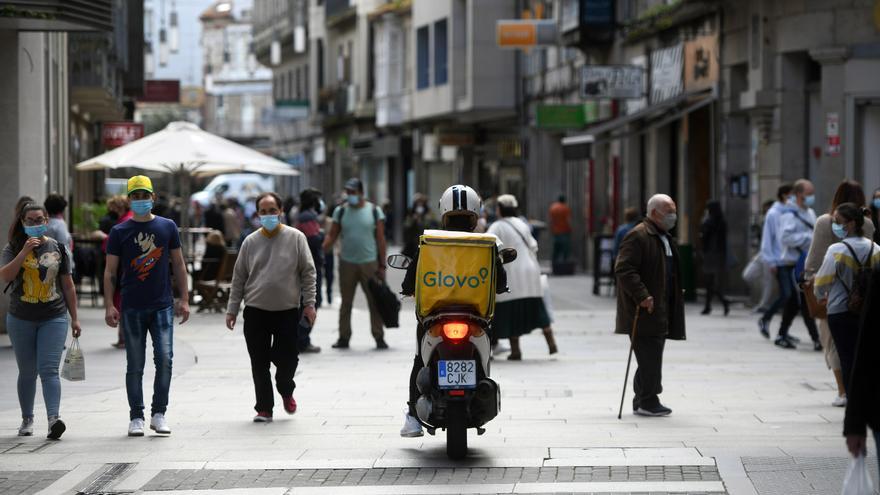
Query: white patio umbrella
76 121 300 252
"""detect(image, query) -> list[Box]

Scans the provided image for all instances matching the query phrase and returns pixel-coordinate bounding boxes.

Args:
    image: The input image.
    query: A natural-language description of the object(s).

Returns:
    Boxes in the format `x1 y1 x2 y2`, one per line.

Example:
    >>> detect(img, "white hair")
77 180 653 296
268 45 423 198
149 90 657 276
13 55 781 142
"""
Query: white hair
647 194 673 215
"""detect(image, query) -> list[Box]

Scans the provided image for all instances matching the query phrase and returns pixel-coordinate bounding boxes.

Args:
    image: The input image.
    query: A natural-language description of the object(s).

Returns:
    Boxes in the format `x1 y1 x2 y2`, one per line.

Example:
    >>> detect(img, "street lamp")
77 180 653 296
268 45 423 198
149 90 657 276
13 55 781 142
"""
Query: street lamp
159 27 169 67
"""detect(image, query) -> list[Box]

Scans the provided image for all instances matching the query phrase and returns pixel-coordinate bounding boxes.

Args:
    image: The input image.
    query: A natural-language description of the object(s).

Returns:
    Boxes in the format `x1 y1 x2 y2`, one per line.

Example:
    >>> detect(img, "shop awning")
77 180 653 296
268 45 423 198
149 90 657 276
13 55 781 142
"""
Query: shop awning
561 87 717 159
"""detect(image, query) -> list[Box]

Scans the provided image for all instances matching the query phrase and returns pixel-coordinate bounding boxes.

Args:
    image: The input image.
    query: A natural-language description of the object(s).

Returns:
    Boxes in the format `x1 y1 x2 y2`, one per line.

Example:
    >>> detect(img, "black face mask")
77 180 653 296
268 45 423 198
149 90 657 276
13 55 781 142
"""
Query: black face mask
444 215 473 232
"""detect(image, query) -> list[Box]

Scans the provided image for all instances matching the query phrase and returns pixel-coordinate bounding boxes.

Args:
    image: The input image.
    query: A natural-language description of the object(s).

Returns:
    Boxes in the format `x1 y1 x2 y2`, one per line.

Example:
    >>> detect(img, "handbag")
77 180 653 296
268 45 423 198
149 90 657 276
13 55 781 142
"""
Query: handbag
60 337 85 381
367 277 401 328
801 278 827 319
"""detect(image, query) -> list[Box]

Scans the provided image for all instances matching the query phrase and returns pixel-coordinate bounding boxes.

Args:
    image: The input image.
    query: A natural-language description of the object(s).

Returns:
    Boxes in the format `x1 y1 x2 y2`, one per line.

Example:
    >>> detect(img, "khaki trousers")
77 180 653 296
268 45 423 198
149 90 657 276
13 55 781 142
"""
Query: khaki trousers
338 260 384 342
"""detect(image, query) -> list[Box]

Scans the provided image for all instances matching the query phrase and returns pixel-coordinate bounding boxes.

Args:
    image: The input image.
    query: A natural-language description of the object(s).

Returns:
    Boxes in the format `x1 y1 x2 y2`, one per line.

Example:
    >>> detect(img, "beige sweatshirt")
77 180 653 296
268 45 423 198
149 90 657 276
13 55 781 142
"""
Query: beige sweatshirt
227 225 317 315
805 213 875 279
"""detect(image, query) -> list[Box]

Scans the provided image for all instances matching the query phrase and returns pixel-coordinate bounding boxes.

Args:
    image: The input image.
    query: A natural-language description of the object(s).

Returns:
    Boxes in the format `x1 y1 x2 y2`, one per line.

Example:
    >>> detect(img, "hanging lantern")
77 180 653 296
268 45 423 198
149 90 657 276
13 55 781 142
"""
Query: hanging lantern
169 2 179 53
159 27 169 67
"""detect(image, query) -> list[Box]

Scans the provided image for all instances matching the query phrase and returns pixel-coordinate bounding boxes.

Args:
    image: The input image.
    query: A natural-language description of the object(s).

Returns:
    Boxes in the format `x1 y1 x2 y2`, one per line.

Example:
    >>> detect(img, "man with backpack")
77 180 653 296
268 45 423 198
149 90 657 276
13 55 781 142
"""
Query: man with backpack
770 179 821 350
813 202 880 393
322 178 388 350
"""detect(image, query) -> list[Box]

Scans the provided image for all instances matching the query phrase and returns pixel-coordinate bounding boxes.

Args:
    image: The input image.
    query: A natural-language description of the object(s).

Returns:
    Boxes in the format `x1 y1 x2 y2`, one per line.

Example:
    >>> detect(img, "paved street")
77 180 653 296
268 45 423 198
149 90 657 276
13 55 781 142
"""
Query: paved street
0 272 876 495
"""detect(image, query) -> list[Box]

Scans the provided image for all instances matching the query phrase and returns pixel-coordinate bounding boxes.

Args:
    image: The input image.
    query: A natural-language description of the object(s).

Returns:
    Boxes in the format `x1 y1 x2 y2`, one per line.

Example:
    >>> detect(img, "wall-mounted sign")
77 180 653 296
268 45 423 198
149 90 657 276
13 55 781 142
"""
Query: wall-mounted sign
496 20 557 48
651 44 683 104
826 112 840 156
580 65 644 99
101 122 144 149
560 0 579 32
537 104 586 129
684 35 719 91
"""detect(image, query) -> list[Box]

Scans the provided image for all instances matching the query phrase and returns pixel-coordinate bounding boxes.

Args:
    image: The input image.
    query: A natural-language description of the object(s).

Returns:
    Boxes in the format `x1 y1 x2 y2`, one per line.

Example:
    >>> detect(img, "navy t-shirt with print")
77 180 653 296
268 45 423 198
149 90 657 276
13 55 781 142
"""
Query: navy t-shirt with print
107 216 181 311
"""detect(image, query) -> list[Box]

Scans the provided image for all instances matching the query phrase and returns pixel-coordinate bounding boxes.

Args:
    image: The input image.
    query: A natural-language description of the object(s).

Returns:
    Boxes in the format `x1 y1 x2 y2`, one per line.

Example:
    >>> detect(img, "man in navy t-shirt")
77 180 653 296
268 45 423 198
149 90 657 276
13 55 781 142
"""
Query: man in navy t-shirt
104 175 190 437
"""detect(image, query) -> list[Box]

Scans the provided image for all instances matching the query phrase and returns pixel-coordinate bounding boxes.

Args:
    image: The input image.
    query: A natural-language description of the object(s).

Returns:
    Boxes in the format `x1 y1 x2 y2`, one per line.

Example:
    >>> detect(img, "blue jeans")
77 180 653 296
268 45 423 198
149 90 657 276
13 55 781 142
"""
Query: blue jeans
122 306 174 420
762 265 794 324
6 314 68 419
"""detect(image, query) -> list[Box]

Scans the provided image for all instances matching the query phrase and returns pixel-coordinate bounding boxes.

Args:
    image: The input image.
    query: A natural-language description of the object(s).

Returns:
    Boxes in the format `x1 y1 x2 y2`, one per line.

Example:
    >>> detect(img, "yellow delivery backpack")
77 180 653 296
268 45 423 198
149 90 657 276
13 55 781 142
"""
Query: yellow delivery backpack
415 230 499 319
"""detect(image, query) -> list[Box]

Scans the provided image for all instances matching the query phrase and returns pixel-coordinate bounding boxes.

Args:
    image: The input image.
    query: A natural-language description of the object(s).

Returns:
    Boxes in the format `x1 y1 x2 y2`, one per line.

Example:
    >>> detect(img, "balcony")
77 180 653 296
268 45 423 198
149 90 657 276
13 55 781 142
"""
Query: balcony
317 84 356 126
325 0 355 28
69 33 124 122
0 0 112 31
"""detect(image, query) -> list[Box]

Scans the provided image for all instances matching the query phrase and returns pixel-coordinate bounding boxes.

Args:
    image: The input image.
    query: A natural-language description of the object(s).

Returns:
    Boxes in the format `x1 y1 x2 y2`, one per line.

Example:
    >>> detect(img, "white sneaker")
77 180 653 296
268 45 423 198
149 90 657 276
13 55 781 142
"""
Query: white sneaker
832 395 847 407
400 412 424 438
150 413 171 435
128 418 145 437
18 417 33 436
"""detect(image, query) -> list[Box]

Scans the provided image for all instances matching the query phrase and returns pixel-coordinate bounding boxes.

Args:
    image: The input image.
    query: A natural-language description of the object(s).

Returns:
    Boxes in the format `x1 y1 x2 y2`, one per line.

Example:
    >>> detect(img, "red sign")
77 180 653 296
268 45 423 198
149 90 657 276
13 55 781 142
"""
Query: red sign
140 80 181 103
102 122 144 149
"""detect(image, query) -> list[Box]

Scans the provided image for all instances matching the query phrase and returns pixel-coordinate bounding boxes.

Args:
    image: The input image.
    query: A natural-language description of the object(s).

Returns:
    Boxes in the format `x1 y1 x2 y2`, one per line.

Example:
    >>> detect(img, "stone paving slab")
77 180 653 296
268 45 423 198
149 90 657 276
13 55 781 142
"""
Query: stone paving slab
742 456 880 495
0 471 66 495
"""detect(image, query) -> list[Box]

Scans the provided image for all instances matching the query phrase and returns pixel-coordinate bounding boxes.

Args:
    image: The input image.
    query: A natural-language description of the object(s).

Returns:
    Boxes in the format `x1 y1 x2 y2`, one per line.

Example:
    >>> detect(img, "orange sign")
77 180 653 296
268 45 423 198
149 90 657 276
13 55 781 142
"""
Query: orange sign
497 22 536 47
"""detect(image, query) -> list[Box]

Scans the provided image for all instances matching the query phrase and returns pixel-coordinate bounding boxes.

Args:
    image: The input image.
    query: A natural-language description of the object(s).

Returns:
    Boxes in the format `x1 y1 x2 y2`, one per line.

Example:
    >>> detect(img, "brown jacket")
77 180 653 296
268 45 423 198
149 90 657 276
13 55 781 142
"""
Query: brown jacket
614 220 686 340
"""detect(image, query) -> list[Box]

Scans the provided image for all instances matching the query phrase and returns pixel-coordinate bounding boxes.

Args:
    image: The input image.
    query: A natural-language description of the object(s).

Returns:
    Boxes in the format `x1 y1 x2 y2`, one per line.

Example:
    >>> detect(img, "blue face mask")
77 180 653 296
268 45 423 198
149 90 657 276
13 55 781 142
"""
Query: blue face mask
23 224 47 238
131 199 153 216
804 194 816 207
318 199 326 212
873 198 880 209
260 214 280 231
346 194 360 206
831 222 847 240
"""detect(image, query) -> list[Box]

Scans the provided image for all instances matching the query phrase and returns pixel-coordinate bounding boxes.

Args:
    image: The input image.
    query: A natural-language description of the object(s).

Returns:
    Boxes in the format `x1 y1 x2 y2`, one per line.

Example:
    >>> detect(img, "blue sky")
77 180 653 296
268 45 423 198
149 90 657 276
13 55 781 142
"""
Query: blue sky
144 0 253 87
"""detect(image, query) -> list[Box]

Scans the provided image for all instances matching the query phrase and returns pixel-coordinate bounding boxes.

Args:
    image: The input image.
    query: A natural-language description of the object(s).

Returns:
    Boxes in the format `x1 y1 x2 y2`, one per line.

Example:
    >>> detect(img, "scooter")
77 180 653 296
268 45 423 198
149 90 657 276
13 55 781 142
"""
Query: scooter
388 243 516 459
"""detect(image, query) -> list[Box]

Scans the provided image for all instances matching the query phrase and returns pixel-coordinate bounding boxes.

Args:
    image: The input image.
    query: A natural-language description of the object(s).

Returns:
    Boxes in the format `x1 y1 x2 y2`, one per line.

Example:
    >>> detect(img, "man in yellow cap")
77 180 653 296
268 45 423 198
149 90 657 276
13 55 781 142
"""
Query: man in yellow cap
103 175 190 437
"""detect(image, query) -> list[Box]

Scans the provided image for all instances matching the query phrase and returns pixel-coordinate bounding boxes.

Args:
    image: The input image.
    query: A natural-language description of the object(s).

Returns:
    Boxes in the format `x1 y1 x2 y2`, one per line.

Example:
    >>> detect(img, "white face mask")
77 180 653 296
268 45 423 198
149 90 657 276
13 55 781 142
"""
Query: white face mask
661 212 677 231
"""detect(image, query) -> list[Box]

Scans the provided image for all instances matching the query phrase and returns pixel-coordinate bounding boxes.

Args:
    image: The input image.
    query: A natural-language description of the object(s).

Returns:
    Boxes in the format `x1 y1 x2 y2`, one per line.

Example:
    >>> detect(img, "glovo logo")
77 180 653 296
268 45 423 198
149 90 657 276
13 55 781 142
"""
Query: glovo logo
423 268 490 289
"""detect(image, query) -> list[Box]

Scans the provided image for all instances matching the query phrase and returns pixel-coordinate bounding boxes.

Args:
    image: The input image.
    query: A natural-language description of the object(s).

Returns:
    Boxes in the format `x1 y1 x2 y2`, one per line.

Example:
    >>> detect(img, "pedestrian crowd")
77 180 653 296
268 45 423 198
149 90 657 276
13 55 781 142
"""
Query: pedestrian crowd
2 175 876 475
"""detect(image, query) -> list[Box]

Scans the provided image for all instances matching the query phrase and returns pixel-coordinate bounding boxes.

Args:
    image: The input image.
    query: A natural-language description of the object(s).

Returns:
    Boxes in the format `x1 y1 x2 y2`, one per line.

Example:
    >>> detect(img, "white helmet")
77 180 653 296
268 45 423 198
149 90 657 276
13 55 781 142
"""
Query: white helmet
439 184 482 230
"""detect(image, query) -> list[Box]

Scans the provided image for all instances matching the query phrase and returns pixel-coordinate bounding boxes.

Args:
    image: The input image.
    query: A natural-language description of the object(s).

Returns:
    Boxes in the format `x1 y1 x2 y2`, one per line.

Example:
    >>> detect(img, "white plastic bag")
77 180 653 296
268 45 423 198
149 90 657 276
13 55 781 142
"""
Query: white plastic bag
841 454 875 495
60 338 85 382
741 253 764 284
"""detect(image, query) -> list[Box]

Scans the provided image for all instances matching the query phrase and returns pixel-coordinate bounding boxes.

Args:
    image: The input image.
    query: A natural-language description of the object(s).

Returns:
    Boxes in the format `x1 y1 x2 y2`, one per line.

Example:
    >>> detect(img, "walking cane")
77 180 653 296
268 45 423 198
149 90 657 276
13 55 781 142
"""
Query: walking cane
617 305 641 420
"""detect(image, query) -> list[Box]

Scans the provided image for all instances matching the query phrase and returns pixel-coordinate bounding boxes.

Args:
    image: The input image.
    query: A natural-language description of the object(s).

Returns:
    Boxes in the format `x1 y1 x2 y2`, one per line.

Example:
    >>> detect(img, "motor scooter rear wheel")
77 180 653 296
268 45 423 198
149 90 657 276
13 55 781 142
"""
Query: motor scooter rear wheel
446 405 468 460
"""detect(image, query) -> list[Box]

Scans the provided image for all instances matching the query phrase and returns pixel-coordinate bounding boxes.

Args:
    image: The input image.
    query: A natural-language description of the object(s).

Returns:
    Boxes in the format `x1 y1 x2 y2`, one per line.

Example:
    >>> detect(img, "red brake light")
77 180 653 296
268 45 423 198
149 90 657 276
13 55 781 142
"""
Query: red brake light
442 322 469 340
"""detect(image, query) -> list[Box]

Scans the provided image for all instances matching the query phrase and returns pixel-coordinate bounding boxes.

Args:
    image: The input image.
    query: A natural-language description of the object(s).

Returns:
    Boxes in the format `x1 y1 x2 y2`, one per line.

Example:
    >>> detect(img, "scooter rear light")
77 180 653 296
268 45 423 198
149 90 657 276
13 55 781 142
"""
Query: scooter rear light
442 322 469 341
448 390 466 396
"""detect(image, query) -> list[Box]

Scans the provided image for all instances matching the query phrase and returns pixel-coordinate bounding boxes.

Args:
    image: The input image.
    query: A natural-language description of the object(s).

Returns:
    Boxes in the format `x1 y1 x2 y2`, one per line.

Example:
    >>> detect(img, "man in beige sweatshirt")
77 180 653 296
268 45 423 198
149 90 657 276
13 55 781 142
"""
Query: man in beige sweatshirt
226 192 317 423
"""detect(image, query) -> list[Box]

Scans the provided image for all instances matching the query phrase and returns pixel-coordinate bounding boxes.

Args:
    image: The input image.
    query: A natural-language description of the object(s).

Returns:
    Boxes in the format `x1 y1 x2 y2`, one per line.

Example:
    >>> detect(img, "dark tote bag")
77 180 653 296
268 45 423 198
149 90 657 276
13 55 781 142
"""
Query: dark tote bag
367 277 401 328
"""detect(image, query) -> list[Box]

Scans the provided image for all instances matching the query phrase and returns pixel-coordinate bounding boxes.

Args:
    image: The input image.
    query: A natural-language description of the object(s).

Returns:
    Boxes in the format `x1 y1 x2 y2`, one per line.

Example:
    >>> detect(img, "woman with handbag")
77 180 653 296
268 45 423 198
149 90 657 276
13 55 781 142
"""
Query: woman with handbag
487 194 557 360
804 181 874 407
0 203 82 439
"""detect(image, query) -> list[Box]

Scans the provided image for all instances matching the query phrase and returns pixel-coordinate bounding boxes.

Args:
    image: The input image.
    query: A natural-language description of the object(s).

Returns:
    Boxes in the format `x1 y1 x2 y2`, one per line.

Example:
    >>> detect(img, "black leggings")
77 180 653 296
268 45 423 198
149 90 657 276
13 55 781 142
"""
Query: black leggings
827 312 860 394
408 325 427 416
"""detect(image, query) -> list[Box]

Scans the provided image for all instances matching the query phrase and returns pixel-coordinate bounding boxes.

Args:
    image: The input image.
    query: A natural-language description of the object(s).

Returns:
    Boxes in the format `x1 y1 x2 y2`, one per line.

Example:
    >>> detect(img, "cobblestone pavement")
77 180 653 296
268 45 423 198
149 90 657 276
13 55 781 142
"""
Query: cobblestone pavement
0 471 67 495
139 465 722 490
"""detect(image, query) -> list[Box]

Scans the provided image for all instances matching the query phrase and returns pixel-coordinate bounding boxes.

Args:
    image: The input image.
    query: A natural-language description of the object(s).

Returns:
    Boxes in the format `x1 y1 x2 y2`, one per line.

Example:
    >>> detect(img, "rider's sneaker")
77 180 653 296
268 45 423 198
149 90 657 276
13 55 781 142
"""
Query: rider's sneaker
400 412 424 438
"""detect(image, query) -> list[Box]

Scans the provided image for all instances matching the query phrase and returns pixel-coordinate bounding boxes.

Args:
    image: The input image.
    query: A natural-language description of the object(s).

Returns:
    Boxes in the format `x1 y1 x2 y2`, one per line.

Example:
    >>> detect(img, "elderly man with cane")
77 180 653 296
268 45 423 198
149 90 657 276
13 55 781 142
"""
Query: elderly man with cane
615 194 686 417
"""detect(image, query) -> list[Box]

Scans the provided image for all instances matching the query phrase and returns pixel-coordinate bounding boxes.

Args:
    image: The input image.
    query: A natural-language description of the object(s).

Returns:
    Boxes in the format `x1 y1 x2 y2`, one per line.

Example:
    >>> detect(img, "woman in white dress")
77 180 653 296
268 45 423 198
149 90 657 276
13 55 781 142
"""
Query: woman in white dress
487 195 557 360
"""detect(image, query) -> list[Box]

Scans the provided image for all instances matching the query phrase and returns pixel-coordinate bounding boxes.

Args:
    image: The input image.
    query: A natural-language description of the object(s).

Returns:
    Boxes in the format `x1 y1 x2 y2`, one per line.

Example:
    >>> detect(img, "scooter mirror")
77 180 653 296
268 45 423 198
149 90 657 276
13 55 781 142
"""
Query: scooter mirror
387 254 413 270
500 248 517 264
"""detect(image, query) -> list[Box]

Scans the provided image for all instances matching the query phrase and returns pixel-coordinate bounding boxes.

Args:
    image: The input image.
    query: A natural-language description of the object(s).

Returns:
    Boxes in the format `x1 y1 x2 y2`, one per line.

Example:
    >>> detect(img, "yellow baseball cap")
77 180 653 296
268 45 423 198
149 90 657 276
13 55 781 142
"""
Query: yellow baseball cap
127 175 154 195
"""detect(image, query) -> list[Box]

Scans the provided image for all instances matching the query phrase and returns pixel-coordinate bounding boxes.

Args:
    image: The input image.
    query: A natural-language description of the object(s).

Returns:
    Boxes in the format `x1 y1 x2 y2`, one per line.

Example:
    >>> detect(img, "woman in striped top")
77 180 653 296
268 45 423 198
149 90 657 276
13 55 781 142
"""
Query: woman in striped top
813 202 880 393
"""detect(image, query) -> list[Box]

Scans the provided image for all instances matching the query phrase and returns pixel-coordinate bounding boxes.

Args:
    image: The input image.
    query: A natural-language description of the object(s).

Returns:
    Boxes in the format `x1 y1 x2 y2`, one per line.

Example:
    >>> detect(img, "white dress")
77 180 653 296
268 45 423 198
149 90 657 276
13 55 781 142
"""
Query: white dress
487 217 543 303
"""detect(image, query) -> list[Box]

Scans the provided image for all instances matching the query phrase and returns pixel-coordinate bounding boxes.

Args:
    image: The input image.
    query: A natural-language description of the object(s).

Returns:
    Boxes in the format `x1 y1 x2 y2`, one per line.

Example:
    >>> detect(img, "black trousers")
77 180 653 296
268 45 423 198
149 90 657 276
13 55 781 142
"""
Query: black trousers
631 334 666 410
408 324 428 417
828 311 861 394
779 291 820 342
703 273 729 309
243 306 301 413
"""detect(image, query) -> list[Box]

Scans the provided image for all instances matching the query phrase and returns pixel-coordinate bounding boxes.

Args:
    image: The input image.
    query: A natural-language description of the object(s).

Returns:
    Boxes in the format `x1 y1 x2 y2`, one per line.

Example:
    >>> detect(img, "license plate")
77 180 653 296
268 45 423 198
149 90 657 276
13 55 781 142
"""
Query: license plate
437 360 477 389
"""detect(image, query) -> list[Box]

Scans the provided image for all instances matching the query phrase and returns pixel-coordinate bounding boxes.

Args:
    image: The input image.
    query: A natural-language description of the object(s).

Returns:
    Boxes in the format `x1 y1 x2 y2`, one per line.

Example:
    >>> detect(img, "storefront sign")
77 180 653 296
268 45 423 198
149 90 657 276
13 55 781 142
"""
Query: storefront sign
537 104 586 129
684 35 719 91
140 80 181 103
496 20 557 48
580 65 644 99
101 122 144 149
651 44 683 104
826 112 840 156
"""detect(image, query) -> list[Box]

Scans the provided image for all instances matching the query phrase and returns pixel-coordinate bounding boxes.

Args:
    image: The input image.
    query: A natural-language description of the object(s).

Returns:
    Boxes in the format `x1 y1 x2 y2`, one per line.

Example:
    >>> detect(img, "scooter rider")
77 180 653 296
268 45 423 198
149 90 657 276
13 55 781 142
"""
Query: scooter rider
399 185 508 437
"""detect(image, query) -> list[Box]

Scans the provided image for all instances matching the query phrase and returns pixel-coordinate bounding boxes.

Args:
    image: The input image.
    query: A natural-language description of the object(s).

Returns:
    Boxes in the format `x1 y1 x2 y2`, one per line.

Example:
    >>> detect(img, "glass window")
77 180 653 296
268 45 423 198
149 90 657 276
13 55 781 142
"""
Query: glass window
434 19 448 86
417 25 430 89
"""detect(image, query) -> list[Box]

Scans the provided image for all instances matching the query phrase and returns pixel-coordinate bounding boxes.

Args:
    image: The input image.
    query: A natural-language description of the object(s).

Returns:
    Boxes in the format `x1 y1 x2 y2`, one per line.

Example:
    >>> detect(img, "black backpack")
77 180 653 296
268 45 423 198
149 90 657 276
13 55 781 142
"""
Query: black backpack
839 241 874 315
